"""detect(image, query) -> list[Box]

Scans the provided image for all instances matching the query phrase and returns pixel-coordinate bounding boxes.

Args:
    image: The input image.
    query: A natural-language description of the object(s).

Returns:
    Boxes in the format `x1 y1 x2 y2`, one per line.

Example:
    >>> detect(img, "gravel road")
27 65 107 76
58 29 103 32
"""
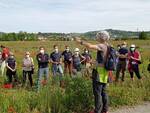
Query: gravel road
110 102 150 113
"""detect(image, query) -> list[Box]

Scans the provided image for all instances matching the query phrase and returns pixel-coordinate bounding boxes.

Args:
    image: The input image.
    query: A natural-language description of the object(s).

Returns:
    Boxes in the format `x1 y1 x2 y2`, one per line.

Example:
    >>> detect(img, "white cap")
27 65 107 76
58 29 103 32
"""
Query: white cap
74 48 80 52
96 31 110 41
130 44 136 48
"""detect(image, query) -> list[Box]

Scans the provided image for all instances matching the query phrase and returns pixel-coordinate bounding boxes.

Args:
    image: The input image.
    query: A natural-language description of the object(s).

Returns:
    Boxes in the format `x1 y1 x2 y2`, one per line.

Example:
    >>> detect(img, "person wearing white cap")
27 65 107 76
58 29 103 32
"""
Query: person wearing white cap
75 31 110 113
22 51 34 87
72 48 85 76
128 44 142 80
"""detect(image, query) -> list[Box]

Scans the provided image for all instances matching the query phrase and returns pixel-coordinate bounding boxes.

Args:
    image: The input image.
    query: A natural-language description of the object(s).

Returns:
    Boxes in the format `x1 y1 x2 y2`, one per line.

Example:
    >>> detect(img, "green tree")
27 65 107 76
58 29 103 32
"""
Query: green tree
139 31 148 40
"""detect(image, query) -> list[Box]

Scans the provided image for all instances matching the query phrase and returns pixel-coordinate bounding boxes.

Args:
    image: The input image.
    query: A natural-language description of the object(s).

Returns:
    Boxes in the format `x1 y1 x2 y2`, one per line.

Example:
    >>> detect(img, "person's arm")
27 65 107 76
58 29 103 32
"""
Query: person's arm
69 52 73 61
59 54 63 64
31 58 34 68
75 37 101 51
119 53 128 58
13 62 17 71
131 52 141 61
6 63 13 71
50 54 58 64
80 55 86 63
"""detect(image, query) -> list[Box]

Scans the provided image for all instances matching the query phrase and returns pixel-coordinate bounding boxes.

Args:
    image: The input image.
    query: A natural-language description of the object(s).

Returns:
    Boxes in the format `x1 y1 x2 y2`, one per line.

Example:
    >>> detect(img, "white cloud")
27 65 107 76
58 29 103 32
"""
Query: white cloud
0 0 150 32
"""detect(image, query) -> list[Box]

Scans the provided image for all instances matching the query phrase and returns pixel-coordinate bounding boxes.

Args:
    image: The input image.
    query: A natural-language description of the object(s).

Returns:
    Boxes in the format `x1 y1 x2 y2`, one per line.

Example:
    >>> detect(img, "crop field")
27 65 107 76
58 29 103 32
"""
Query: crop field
0 40 150 113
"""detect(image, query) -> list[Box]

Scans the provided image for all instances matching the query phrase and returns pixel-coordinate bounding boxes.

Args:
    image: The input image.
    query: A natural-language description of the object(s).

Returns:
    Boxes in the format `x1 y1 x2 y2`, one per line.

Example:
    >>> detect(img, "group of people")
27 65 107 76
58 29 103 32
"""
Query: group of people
0 44 93 88
115 42 142 82
0 31 149 113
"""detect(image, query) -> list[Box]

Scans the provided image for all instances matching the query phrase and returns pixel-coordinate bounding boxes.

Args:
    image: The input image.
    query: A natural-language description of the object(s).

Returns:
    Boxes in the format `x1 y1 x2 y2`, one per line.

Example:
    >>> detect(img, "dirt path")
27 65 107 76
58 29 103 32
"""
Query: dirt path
110 102 150 113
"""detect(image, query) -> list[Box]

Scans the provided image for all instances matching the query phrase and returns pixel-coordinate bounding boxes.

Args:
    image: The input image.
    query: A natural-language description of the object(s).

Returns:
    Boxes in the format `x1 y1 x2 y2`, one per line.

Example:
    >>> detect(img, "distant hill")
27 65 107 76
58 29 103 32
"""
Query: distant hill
0 29 150 41
79 29 142 39
38 29 150 40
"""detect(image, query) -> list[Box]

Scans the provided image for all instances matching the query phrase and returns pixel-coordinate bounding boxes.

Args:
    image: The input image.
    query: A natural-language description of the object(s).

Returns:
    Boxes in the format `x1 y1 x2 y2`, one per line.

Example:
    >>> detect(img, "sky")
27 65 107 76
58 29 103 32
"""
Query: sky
0 0 150 33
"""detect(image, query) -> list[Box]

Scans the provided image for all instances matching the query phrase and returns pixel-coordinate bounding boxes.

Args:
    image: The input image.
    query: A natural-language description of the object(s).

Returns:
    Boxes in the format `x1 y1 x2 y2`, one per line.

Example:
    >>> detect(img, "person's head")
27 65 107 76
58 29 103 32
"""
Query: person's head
9 52 14 59
39 46 45 54
74 48 80 55
0 45 5 49
96 31 110 43
53 45 58 53
130 44 136 52
25 51 30 58
121 42 127 48
117 44 121 49
65 45 70 52
84 48 89 54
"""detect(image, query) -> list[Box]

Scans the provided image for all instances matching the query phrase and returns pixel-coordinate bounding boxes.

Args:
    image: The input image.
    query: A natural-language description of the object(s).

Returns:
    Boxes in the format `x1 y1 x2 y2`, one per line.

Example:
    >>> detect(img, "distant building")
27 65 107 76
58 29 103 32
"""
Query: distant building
37 36 47 41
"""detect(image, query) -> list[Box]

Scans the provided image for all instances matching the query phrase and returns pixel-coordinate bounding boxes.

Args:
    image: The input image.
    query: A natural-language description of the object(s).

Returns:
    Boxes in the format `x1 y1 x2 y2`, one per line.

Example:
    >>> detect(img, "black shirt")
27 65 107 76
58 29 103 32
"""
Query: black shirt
118 48 128 61
50 52 62 63
62 50 72 62
36 53 49 68
6 57 16 70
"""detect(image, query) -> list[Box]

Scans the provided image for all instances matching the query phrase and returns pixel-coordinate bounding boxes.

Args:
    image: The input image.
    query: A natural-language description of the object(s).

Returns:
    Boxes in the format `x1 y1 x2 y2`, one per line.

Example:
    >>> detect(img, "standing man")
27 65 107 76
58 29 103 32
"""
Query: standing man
115 42 128 82
36 47 49 90
1 45 10 76
75 31 110 113
50 45 64 87
62 46 73 76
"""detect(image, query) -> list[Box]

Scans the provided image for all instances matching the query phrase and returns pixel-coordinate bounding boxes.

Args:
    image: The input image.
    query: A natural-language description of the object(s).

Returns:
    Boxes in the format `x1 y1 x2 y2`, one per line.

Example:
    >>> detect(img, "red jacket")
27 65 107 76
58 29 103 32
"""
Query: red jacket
128 50 140 70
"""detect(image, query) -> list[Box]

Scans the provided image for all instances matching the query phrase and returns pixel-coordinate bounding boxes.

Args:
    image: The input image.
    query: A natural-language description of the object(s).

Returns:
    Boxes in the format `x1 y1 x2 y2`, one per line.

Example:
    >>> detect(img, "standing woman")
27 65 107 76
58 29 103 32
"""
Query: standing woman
128 44 142 80
22 52 34 87
72 48 85 76
6 52 18 84
1 45 10 76
75 31 110 113
81 48 92 77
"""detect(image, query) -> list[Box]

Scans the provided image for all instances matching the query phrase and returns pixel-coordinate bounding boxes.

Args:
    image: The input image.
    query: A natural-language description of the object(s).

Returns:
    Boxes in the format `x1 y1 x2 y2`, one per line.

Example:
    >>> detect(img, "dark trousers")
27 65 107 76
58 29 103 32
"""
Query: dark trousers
116 60 127 81
92 69 108 113
23 70 33 86
129 64 141 79
6 69 18 83
64 61 72 76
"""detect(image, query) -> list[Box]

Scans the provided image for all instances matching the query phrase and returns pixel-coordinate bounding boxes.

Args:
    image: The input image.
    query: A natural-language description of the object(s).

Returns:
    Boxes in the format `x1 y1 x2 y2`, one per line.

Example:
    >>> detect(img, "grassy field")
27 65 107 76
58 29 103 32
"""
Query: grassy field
0 40 150 113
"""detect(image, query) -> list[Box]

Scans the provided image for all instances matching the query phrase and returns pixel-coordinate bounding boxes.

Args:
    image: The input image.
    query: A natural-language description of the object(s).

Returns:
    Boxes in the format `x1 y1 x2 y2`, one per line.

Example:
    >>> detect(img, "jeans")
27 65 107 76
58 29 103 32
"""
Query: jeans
52 64 63 77
23 70 33 87
37 67 49 89
92 69 109 113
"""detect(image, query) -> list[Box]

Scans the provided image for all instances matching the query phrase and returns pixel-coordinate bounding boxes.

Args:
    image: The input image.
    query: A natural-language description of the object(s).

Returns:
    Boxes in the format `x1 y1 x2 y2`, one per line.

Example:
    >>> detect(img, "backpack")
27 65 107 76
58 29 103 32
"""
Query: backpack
105 46 117 71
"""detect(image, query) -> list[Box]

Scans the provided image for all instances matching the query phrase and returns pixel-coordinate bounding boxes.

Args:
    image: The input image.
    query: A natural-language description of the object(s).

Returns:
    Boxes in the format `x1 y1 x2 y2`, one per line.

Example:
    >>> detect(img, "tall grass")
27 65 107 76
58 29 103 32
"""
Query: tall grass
0 40 149 113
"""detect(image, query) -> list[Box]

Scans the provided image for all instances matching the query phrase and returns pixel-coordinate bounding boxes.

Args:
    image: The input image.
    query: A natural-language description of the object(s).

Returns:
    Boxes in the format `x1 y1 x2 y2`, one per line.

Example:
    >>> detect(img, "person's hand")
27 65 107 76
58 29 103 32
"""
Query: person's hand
75 37 81 43
69 58 72 61
54 62 58 64
12 69 16 72
130 56 135 60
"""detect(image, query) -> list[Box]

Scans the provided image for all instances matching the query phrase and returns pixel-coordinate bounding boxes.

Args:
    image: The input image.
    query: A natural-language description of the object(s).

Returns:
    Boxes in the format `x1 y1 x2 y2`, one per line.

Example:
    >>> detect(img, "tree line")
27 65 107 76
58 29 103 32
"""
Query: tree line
0 31 149 41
